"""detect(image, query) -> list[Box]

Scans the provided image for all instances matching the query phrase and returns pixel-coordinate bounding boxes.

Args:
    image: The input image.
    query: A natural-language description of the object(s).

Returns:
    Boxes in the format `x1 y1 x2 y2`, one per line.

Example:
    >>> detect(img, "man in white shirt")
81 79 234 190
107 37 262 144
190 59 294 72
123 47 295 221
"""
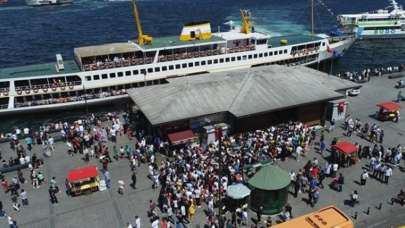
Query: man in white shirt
296 146 303 162
151 217 159 228
134 216 141 228
385 167 393 184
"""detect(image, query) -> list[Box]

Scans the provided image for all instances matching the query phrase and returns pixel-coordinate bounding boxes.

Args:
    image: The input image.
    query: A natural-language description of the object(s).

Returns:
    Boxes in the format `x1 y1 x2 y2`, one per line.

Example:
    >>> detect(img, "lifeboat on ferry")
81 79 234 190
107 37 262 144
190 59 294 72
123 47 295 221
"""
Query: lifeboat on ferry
51 84 57 91
24 88 30 94
33 86 39 93
42 85 49 93
68 82 74 90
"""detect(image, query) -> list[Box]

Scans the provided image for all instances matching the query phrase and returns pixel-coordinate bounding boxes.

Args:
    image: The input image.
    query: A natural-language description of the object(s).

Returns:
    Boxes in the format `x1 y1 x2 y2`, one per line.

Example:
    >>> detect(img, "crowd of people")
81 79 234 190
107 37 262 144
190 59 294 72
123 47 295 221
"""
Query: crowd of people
336 64 405 83
0 107 403 227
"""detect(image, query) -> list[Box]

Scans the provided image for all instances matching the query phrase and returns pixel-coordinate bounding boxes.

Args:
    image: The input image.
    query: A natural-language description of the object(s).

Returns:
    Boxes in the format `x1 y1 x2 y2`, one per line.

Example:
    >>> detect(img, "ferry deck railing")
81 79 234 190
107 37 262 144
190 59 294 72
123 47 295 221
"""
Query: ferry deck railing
14 89 127 108
15 81 82 93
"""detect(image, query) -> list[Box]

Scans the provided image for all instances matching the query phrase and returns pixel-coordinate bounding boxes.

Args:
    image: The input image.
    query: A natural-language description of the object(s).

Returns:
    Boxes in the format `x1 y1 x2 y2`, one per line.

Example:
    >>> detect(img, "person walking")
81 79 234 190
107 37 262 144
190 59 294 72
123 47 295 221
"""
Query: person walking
131 172 137 189
134 215 141 228
385 166 393 184
360 170 369 186
49 187 58 204
20 189 28 206
257 205 263 223
350 190 359 207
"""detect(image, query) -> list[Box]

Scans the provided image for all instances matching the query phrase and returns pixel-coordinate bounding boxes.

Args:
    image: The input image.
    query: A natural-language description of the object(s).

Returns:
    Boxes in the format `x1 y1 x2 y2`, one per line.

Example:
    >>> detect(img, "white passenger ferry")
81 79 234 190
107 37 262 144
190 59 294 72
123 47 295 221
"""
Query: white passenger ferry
26 0 73 6
337 0 405 39
0 1 354 115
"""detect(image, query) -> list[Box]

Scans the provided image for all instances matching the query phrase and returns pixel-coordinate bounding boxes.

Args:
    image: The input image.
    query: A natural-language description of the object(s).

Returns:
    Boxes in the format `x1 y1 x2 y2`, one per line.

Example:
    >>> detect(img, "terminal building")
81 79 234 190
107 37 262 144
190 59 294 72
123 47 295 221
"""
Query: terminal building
127 65 358 142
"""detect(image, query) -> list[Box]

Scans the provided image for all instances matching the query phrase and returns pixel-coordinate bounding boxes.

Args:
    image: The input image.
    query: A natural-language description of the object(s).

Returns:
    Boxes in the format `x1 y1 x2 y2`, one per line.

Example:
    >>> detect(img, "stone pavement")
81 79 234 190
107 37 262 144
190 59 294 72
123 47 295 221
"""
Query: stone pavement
0 75 404 228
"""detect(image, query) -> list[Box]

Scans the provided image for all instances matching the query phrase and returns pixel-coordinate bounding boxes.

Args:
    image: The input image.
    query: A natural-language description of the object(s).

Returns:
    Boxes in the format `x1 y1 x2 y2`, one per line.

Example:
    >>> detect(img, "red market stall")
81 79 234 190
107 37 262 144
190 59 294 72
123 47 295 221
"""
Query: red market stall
168 130 197 145
376 102 400 122
67 165 100 196
332 142 358 167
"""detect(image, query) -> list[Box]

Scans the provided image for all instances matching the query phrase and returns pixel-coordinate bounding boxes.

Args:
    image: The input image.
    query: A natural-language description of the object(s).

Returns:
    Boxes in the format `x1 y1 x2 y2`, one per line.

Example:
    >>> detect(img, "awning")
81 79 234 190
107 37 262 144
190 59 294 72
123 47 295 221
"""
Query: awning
168 130 196 145
377 102 401 112
227 183 251 199
67 165 98 182
332 142 357 155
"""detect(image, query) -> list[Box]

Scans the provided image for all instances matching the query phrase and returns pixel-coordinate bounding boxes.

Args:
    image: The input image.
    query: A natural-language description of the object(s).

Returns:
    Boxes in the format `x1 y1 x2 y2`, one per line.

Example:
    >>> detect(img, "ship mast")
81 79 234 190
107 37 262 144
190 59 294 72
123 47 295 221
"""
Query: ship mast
310 0 315 34
131 0 152 45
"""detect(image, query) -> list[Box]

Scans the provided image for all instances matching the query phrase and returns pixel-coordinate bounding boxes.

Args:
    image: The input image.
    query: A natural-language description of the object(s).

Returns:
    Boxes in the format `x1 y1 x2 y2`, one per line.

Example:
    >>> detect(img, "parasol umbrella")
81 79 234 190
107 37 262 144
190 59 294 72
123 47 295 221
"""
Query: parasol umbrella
226 183 251 199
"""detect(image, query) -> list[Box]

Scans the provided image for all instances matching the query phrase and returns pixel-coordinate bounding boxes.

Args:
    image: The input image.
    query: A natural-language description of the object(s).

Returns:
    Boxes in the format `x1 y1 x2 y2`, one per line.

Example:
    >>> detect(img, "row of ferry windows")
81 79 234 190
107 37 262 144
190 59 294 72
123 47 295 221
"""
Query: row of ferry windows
85 49 289 81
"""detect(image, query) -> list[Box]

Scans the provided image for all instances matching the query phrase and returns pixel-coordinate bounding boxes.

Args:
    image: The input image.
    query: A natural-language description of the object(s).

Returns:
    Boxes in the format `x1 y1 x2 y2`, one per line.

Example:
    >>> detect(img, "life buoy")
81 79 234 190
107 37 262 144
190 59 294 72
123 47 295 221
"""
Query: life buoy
3 92 8 96
17 90 22 95
52 86 57 91
43 88 48 92
25 89 30 94
68 83 74 89
60 86 66 91
33 87 39 93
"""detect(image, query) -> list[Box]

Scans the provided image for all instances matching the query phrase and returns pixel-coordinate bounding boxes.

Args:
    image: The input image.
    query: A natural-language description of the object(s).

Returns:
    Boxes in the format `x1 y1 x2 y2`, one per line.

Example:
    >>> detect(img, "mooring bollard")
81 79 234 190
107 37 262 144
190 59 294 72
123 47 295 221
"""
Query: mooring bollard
365 207 370 215
378 202 382 210
353 211 358 220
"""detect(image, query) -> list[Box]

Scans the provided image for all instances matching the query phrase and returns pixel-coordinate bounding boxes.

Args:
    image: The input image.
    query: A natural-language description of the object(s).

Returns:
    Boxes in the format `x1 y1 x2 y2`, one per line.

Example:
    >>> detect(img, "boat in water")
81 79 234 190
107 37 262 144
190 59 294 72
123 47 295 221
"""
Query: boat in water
26 0 73 6
337 0 405 39
0 0 354 115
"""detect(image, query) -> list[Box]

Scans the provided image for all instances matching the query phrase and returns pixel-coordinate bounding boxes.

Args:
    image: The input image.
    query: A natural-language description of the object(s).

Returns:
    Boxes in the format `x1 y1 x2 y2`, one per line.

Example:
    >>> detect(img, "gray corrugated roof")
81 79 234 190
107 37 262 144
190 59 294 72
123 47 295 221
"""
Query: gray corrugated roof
128 65 359 125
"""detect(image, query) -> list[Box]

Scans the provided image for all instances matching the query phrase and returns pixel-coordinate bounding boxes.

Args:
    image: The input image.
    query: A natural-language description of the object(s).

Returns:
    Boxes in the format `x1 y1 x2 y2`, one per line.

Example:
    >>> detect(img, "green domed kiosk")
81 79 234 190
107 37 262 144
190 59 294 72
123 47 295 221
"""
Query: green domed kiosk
248 164 290 215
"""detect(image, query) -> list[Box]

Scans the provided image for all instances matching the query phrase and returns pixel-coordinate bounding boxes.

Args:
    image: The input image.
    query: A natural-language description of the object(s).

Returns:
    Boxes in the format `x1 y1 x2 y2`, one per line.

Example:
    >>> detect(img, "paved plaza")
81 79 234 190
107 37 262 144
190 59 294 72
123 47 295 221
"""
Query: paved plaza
0 75 405 228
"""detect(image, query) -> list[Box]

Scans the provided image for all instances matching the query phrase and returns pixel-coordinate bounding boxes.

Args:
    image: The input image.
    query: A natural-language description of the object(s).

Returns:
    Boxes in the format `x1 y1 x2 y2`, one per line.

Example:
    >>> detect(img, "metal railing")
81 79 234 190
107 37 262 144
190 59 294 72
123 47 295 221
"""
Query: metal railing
14 90 128 108
83 57 154 71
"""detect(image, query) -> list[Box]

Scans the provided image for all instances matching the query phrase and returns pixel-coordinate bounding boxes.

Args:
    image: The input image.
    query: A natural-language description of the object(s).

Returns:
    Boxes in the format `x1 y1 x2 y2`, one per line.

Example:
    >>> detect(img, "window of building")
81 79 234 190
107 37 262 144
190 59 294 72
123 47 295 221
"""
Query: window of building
253 54 258 58
274 51 278 56
85 76 91 81
195 62 200 66
248 55 252 59
278 50 282 54
269 52 273 56
110 73 116 78
237 56 242 61
140 69 146 75
243 55 247 60
102 74 108 79
214 59 218 64
133 70 139 75
155 67 160 72
259 53 263 58
162 66 167 71
284 49 288 54
188 62 193 67
182 63 187 68
231 57 236 61
175 64 181 69
125 71 131 76
208 60 212 65
93 75 100 80
264 52 268 57
201 61 206 65
147 68 153 73
117 72 123 77
225 58 230 62
220 58 224 63
169 65 174 70
322 42 325 46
